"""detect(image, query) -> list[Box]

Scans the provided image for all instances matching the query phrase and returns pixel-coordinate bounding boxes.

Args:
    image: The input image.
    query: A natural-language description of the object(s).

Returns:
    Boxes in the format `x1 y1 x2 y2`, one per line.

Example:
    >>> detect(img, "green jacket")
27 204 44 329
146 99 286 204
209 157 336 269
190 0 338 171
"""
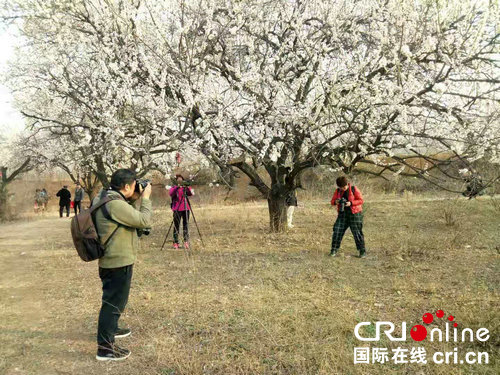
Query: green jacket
92 189 152 269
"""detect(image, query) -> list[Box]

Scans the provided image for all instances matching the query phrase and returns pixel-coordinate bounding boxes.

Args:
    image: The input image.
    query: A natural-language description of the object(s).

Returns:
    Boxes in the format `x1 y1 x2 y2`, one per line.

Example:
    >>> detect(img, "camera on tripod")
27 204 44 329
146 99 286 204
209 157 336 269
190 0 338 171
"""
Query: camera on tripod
171 178 193 187
160 176 205 250
338 197 348 212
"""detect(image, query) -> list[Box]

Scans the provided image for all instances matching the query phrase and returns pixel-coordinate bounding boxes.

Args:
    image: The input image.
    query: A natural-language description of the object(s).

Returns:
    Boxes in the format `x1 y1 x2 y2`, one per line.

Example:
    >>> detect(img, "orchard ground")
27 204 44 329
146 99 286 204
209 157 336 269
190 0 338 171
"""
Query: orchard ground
0 194 499 374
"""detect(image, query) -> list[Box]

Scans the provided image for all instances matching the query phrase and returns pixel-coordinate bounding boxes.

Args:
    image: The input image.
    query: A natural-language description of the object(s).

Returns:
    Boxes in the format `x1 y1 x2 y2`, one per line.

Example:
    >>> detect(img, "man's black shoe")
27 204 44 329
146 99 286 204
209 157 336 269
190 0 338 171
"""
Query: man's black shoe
96 344 131 361
329 251 337 257
115 328 131 338
359 250 367 258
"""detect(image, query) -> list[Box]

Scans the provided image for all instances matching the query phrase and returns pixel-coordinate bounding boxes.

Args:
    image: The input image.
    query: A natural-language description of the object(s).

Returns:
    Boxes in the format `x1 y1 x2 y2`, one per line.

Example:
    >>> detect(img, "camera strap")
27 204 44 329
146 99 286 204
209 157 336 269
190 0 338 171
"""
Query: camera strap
99 190 119 222
95 190 131 246
337 185 356 198
338 185 355 192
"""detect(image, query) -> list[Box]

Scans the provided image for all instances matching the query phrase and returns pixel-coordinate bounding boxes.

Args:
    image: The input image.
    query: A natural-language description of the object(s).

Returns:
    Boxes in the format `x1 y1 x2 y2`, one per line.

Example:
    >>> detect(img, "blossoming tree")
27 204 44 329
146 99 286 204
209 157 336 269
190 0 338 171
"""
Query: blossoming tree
3 0 499 231
191 0 499 230
4 0 198 188
0 132 34 218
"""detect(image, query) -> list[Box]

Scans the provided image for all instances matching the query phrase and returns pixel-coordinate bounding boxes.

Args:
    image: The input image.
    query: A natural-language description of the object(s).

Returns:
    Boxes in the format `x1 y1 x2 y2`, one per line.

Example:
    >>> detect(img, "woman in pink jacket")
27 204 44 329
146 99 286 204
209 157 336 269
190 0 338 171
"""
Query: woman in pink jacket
169 175 194 249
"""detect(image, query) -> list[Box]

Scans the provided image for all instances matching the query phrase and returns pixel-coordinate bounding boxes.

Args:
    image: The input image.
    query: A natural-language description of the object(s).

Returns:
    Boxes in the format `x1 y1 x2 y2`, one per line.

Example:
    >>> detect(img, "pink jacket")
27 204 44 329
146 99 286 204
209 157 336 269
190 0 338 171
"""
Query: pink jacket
169 186 193 211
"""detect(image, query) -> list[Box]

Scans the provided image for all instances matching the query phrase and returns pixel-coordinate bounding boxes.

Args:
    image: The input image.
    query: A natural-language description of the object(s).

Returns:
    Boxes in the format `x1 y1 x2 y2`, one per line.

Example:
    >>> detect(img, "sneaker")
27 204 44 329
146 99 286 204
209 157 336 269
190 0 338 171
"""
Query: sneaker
359 250 367 258
115 327 131 338
184 242 190 250
329 251 337 257
96 344 131 361
173 243 179 249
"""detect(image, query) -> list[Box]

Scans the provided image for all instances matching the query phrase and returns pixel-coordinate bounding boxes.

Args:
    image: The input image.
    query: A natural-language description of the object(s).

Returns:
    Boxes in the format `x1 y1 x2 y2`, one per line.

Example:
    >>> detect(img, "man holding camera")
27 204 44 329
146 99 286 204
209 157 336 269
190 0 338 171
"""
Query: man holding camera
91 169 152 361
169 174 194 249
330 176 366 258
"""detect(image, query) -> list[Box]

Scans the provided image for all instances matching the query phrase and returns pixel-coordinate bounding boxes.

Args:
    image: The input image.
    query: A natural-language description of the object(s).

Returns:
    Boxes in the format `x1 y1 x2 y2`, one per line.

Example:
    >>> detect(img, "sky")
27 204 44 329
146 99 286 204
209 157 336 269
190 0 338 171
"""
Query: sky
0 27 24 138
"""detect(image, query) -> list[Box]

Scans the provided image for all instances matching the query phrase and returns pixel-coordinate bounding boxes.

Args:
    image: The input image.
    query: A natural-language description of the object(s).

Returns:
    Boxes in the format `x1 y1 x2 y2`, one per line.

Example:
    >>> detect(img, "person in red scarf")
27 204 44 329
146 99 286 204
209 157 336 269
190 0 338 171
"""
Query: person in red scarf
330 176 366 258
169 174 194 249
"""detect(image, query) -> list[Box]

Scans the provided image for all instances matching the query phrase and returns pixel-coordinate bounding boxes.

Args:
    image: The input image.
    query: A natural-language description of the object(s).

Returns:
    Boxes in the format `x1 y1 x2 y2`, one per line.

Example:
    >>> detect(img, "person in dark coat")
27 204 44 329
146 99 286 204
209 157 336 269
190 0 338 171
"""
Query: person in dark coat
56 185 72 218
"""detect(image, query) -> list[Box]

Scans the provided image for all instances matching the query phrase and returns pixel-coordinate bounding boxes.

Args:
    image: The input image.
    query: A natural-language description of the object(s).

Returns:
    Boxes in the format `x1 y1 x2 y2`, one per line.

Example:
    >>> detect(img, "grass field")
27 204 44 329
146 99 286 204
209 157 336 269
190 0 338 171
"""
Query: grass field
0 195 498 374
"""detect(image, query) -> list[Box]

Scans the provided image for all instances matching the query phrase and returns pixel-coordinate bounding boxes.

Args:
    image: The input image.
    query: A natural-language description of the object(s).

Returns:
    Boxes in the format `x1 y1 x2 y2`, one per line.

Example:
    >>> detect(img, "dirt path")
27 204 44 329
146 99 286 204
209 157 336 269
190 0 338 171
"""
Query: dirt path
0 217 75 375
0 216 70 281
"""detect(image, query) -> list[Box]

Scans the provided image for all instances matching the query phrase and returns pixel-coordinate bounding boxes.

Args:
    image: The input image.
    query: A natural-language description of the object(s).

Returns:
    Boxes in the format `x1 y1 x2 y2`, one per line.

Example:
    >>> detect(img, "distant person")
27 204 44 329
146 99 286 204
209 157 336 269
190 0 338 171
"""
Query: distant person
330 176 366 258
34 189 42 213
74 183 84 215
40 188 49 211
56 185 71 218
460 169 484 199
285 168 298 228
169 174 194 249
91 169 152 361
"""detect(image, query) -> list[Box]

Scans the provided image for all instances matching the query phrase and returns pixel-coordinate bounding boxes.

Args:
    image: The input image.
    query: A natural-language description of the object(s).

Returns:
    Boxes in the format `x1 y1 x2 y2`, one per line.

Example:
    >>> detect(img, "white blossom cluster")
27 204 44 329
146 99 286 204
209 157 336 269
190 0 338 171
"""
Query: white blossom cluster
191 0 499 171
2 0 499 186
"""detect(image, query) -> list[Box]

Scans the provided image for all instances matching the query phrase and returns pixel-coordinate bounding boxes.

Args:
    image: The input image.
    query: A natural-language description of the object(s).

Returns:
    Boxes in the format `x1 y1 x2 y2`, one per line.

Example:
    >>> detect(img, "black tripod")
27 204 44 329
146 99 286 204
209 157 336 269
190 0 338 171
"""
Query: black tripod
160 185 205 250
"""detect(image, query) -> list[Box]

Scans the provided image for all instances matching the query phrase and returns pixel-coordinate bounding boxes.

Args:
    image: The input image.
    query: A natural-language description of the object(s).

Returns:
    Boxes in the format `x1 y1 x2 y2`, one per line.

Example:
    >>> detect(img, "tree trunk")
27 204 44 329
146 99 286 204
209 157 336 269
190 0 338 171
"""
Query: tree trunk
94 168 110 189
267 195 288 232
0 184 7 220
1 167 10 220
219 164 237 188
81 173 101 200
229 160 295 233
94 156 110 189
267 178 292 232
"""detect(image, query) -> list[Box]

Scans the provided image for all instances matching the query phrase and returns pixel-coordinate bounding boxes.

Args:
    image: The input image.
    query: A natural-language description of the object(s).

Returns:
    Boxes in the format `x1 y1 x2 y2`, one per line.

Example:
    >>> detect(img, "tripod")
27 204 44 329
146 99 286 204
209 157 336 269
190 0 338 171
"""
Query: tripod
160 185 205 250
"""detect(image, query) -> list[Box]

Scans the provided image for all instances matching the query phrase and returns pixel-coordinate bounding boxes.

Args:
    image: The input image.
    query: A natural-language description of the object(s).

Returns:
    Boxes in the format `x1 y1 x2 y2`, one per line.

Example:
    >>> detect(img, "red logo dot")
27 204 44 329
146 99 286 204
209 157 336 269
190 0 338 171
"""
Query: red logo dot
410 325 428 341
454 323 458 328
436 310 444 318
448 315 455 321
423 313 434 324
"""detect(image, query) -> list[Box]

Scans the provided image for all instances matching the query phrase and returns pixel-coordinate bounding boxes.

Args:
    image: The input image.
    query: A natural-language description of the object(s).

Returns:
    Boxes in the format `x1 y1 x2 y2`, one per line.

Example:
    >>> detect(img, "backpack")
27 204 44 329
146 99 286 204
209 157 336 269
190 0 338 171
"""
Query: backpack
70 195 122 262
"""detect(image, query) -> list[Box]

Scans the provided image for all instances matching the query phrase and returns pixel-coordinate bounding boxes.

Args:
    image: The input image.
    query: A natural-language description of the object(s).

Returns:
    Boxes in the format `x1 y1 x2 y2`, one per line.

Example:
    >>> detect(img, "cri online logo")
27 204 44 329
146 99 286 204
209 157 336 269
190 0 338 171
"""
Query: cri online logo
354 310 490 343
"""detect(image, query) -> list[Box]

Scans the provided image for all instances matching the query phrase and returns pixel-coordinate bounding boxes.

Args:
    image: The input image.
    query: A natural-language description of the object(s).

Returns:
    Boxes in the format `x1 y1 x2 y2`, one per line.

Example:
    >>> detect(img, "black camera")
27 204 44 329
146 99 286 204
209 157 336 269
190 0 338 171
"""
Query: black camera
137 228 151 237
135 178 151 193
134 179 151 236
338 197 348 212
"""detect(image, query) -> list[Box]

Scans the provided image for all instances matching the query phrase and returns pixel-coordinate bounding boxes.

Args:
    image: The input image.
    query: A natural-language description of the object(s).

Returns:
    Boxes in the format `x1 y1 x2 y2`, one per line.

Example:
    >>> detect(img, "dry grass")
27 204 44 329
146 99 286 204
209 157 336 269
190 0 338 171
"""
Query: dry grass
0 195 499 375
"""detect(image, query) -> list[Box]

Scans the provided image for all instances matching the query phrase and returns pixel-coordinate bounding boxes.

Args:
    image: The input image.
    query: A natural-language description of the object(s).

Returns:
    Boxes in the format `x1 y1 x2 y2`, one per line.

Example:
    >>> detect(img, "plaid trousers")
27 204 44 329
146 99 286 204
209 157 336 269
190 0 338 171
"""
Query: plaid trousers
331 211 365 252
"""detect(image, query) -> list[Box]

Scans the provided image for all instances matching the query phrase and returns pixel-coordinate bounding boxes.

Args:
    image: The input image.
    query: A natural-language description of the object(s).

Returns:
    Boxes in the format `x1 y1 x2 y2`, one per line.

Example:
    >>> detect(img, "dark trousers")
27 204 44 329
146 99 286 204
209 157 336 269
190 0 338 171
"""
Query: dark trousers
331 211 365 253
59 203 70 217
97 265 133 346
173 210 190 243
74 200 82 215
